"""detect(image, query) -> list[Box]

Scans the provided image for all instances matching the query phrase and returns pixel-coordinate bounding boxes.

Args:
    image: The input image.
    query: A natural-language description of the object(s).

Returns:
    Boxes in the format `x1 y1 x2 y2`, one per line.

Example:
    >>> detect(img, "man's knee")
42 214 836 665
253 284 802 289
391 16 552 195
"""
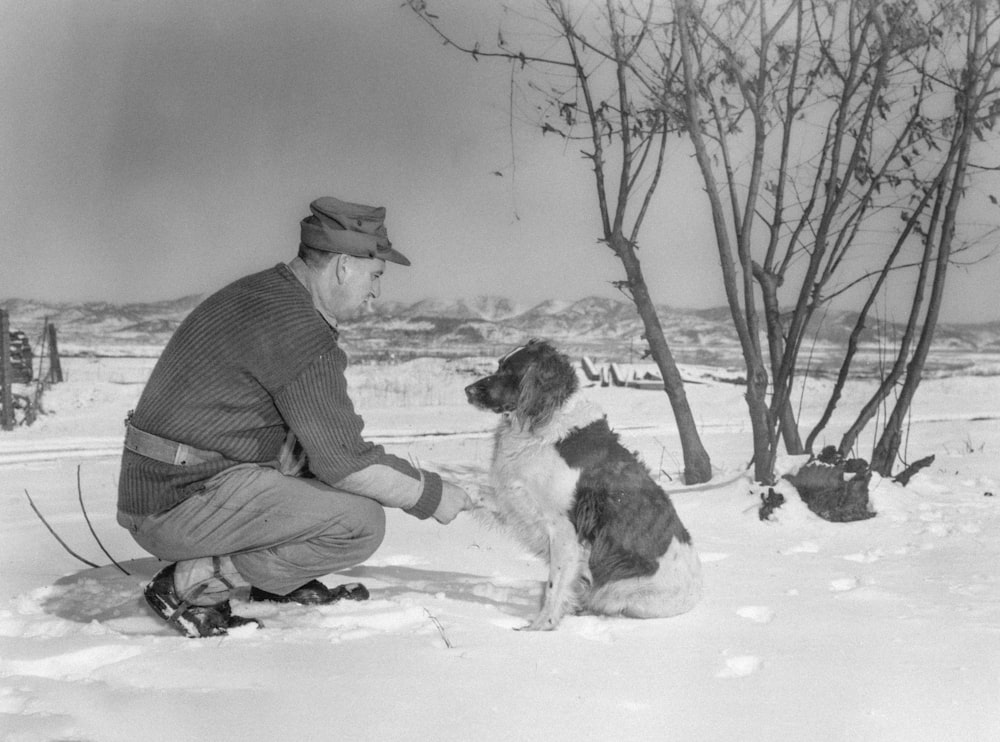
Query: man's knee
347 497 386 560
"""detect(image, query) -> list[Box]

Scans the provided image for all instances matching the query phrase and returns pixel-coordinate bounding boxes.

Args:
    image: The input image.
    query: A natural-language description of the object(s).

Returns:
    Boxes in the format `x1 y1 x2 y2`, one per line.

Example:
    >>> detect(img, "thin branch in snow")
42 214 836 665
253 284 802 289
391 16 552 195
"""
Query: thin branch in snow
23 488 100 569
76 464 130 575
424 607 454 649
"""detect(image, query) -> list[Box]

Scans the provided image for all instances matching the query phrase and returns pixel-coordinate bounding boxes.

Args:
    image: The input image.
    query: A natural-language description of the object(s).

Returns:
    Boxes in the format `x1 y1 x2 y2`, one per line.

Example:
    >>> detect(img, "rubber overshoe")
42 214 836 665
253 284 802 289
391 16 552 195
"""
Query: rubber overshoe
249 579 369 605
144 563 263 638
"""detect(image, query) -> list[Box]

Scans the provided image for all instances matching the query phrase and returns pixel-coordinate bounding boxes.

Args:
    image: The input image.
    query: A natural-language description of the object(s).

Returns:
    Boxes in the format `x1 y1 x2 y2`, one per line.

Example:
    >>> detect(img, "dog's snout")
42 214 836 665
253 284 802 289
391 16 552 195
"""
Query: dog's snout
465 380 484 403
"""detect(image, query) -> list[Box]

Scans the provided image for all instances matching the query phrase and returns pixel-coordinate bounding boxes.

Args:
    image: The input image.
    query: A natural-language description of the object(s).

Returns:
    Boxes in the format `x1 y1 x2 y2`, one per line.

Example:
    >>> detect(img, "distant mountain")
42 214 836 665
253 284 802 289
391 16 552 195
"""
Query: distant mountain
0 295 202 355
405 296 523 321
464 296 524 322
3 295 999 366
519 299 575 316
1 295 201 329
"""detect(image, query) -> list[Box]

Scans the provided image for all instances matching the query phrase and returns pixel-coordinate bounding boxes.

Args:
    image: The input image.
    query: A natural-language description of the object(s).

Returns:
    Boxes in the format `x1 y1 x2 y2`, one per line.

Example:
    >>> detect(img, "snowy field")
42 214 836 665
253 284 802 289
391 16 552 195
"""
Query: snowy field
1 353 998 742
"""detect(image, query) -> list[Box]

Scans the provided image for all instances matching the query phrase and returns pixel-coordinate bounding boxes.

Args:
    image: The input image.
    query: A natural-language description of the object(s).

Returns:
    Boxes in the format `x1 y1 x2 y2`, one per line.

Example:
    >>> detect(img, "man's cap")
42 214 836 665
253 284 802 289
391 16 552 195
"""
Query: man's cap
300 196 410 266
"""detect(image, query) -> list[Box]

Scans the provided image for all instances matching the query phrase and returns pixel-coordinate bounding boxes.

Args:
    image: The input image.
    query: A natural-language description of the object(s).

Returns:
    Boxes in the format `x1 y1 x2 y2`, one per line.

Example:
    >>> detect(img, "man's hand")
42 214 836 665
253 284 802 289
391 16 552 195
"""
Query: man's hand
433 481 474 524
277 431 308 477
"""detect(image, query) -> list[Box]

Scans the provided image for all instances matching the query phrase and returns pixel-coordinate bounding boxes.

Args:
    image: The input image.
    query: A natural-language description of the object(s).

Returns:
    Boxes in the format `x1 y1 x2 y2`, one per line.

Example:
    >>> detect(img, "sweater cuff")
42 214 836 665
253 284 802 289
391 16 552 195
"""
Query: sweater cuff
404 471 442 520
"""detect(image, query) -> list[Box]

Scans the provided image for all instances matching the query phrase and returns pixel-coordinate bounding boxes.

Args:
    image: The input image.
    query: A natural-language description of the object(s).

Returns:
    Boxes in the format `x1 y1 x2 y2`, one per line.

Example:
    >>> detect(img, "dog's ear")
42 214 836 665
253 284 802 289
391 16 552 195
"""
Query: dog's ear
515 342 579 429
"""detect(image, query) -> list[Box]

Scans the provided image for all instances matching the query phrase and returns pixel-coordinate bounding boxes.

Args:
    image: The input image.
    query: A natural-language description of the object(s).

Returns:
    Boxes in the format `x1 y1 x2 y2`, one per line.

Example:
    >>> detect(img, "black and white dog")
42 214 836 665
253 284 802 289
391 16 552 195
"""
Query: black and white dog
465 340 702 630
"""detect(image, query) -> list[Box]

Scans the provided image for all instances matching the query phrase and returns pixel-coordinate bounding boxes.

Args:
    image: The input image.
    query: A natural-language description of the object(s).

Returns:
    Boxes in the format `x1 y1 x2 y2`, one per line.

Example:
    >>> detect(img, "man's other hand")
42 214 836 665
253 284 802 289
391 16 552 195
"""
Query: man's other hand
434 482 474 524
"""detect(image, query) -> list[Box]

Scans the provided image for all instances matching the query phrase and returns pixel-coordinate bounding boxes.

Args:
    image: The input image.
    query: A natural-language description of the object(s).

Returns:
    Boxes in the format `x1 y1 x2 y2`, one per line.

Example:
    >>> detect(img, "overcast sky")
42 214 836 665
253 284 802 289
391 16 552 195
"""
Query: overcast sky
2 0 998 322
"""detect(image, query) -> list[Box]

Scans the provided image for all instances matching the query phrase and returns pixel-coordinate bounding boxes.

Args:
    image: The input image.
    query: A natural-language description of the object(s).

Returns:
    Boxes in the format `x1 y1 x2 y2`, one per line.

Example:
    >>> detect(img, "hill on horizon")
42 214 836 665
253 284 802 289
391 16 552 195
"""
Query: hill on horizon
3 294 999 372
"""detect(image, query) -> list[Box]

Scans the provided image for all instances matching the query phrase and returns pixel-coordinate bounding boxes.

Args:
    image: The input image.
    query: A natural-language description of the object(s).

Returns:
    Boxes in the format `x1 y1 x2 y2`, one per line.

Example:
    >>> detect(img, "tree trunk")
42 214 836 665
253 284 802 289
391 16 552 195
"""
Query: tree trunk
615 236 713 484
745 363 776 484
755 266 804 455
676 0 779 484
871 214 954 475
872 0 987 475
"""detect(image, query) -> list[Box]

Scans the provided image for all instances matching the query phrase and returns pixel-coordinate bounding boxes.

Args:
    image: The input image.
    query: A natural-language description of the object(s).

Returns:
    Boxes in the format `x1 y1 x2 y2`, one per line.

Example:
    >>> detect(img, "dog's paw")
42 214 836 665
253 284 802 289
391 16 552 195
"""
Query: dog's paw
517 614 561 631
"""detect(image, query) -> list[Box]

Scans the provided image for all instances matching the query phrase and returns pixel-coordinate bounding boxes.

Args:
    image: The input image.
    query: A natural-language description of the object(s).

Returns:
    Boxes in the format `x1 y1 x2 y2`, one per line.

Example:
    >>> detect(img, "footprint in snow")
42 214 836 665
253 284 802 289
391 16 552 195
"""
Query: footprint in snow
716 655 763 678
829 577 859 592
781 540 820 555
923 523 953 537
842 549 884 563
699 552 730 563
736 606 775 624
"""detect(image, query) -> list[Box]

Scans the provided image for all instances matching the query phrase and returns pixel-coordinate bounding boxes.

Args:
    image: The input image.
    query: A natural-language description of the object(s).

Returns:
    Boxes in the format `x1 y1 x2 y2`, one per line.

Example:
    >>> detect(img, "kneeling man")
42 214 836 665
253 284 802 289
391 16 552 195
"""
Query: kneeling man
118 196 472 637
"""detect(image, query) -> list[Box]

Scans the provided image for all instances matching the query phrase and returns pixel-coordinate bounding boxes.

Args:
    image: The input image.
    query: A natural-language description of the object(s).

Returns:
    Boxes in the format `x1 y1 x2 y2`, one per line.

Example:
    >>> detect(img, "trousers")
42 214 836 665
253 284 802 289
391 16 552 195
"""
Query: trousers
118 463 386 595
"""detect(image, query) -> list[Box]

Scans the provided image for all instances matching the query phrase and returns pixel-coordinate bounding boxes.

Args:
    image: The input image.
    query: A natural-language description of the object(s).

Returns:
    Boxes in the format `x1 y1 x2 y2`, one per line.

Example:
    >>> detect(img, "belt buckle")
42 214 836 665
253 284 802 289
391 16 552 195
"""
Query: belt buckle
173 443 191 466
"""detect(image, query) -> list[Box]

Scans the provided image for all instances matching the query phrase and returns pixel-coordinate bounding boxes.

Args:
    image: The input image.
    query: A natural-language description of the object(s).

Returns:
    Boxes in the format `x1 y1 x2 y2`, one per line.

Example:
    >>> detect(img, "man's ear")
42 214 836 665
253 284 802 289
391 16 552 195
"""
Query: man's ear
334 254 351 285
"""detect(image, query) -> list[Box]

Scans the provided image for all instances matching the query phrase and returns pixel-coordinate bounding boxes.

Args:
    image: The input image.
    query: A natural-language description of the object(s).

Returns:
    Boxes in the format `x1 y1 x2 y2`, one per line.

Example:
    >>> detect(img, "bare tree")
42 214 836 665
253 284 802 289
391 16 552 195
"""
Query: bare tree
867 0 1000 474
674 0 794 483
407 0 713 484
406 0 999 486
671 0 1000 482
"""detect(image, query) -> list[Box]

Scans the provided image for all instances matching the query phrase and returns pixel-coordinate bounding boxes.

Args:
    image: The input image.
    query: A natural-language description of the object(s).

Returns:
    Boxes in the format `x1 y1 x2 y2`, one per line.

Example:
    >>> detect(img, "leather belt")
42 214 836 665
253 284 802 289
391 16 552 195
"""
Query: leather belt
124 424 223 467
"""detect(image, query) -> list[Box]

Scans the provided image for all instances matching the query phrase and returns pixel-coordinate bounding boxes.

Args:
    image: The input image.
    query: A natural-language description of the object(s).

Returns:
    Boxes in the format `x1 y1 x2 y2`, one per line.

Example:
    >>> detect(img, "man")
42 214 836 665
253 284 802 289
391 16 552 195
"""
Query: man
118 196 473 638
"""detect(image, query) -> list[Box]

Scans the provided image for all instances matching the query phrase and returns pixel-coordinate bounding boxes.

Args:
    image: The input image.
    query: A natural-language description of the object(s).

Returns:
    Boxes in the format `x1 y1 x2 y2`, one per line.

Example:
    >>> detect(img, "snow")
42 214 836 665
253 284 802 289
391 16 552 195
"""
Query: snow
1 354 999 741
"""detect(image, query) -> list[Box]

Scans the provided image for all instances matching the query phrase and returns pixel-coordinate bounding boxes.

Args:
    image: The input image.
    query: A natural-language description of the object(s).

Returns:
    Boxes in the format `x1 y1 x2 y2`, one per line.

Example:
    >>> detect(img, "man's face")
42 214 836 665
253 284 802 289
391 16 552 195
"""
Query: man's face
314 255 385 324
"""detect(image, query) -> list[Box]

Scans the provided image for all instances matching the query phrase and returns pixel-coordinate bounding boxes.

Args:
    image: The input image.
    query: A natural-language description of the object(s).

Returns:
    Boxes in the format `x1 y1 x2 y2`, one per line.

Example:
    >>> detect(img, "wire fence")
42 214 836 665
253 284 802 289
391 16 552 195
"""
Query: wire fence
1 308 62 429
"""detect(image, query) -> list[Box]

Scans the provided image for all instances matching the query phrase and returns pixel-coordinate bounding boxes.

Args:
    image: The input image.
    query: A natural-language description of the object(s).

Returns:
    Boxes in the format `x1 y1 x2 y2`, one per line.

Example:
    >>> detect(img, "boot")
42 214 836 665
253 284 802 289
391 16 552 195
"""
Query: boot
144 563 262 638
249 580 369 605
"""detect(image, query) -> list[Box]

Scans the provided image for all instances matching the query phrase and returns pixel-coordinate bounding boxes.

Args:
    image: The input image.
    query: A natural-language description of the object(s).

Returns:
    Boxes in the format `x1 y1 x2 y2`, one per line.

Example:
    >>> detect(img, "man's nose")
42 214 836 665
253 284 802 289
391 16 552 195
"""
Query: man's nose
370 276 381 298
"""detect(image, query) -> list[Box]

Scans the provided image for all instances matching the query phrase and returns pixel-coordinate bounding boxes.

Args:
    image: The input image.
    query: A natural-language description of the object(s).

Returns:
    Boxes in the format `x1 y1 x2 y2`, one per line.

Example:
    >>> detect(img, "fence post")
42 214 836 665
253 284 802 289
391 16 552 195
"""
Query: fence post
46 322 63 383
1 309 13 430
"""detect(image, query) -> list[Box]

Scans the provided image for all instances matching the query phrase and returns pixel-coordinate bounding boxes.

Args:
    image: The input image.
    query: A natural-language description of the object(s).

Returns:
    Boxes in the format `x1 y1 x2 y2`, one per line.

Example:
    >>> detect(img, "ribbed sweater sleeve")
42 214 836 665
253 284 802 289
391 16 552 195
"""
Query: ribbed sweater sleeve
274 349 441 516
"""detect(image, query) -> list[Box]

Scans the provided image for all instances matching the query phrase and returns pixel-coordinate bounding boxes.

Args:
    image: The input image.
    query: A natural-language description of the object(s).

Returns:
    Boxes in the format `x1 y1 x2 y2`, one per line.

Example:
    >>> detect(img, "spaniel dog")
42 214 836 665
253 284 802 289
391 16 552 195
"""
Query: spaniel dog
465 340 702 630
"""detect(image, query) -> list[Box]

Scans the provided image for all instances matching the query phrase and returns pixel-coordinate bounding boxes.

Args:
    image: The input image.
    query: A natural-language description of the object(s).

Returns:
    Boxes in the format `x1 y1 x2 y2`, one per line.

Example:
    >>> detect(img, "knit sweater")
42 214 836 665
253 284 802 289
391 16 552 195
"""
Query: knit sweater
117 263 442 518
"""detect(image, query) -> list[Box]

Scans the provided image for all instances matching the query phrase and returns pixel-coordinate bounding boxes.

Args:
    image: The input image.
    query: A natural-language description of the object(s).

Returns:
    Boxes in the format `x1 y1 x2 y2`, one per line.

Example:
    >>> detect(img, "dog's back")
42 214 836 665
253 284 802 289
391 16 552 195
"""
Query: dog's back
557 417 702 618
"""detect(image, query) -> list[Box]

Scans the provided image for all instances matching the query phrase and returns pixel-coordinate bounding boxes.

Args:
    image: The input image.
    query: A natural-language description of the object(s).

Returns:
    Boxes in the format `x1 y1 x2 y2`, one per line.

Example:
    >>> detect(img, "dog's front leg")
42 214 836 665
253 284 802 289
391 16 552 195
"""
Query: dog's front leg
521 519 582 631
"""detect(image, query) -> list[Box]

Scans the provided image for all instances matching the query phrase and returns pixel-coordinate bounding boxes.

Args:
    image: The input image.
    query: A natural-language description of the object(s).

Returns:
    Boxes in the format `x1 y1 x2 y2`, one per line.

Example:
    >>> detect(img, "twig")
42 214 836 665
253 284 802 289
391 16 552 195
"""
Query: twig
77 465 130 575
423 607 453 649
893 454 935 487
23 489 100 569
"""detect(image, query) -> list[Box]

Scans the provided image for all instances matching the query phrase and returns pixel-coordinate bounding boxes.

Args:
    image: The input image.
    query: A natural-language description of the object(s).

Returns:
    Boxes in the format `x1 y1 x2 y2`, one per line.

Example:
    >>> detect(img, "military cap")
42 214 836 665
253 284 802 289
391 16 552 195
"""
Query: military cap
300 196 410 266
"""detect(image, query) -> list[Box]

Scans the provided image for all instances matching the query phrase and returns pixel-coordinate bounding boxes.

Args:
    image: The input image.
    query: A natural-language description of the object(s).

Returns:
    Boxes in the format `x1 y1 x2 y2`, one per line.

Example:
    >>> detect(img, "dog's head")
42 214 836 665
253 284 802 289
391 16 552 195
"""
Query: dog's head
464 339 579 430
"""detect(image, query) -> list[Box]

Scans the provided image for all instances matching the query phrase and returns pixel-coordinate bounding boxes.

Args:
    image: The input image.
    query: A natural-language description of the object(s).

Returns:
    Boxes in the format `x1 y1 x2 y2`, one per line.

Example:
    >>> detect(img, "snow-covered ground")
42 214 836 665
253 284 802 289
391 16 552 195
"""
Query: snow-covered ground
1 354 998 742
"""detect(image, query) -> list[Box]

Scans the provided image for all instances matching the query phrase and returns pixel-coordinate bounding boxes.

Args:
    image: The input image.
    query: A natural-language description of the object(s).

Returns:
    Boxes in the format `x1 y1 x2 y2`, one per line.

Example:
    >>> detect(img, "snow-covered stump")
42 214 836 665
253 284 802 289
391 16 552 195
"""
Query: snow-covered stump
782 447 876 523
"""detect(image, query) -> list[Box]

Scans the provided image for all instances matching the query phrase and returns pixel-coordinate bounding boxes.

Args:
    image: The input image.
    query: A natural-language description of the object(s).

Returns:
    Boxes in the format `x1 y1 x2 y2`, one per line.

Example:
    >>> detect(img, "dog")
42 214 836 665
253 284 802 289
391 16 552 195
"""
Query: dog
465 340 702 630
